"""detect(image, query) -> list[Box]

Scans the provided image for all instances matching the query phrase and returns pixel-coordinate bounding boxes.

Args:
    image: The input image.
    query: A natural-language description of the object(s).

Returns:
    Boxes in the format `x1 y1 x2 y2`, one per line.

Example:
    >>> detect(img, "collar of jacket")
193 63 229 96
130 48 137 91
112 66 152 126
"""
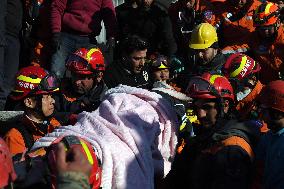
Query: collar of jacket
201 53 226 73
22 115 49 136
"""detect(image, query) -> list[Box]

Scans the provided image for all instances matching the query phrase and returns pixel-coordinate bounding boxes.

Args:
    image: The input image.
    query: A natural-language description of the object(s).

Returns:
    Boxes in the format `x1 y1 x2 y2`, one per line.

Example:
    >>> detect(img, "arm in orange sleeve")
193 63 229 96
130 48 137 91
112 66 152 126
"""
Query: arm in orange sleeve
4 128 27 156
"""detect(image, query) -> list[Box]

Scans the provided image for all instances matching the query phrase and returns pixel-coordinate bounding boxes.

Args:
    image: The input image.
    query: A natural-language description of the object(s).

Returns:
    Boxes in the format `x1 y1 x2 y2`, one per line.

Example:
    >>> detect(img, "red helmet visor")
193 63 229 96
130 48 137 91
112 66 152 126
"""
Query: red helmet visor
66 54 91 72
66 54 105 73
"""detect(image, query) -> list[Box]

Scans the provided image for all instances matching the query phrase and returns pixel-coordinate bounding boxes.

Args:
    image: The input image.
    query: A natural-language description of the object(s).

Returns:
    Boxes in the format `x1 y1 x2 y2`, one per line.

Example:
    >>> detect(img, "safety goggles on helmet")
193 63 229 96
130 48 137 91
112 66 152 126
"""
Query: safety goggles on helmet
186 76 233 99
37 74 59 92
186 77 219 98
151 56 169 69
66 54 104 74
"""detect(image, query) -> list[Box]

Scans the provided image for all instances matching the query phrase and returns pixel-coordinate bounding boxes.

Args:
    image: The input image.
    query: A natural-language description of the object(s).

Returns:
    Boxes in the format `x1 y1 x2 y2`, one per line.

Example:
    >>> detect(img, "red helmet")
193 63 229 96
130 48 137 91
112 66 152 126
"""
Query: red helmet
11 66 59 100
253 2 279 27
258 80 284 112
48 135 102 189
223 53 261 80
186 73 235 101
0 138 17 188
66 48 105 75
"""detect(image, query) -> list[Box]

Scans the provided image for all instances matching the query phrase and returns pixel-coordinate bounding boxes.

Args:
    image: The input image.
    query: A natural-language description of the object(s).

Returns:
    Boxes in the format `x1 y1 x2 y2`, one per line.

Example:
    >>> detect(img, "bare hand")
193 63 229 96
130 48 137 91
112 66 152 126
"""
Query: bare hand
56 142 92 176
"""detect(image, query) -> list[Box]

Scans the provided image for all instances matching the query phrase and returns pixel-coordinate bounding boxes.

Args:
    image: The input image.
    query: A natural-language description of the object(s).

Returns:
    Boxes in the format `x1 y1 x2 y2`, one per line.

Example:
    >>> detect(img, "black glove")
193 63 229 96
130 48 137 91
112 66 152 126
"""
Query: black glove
80 83 107 111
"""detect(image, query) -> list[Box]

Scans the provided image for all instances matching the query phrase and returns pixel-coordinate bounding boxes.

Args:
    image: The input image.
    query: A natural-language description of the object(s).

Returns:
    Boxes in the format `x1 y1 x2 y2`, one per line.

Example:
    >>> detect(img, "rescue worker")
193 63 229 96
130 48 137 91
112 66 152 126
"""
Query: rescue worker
104 35 150 89
165 73 260 189
57 47 107 113
3 65 61 156
0 138 17 189
250 2 284 84
222 54 261 116
222 53 269 132
9 135 102 189
174 23 228 92
189 23 228 75
48 135 102 189
216 0 261 54
255 80 284 188
148 54 170 86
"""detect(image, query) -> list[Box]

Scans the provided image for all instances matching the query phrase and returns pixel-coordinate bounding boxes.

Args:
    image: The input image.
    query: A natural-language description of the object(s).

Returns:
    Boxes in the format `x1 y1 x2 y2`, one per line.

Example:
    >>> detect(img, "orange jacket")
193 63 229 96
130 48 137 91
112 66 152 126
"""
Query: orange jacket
250 26 284 84
236 81 269 133
217 0 261 54
236 81 263 118
4 115 61 155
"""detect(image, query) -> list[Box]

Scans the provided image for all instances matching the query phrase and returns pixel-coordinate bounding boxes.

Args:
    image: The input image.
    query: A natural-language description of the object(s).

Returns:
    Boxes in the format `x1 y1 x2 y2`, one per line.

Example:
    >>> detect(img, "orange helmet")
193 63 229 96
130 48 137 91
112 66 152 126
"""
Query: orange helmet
0 138 17 188
11 66 59 100
185 73 235 102
223 53 261 81
258 80 284 112
253 2 279 27
66 48 105 75
48 135 102 189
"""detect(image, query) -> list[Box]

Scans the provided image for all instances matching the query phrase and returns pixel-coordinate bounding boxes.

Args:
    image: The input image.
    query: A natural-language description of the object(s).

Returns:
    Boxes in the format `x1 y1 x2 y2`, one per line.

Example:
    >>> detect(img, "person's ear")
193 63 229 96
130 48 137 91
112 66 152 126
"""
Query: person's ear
213 48 218 56
23 97 37 109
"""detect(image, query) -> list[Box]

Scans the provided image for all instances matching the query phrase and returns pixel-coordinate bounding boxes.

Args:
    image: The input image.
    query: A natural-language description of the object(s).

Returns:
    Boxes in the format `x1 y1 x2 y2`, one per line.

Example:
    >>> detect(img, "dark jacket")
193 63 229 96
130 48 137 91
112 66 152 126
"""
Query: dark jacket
195 52 229 75
104 60 150 89
50 0 117 37
6 0 23 36
165 119 260 189
116 2 177 56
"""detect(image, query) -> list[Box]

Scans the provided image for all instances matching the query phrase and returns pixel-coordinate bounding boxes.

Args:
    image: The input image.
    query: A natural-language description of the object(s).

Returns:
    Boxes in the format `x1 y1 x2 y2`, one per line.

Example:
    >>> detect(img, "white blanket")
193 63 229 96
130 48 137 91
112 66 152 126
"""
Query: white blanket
32 85 179 189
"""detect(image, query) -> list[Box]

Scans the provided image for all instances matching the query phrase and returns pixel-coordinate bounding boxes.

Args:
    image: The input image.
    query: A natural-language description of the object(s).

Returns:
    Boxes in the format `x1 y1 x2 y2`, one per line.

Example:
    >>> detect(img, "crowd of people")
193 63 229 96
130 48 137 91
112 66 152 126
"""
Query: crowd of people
0 0 284 188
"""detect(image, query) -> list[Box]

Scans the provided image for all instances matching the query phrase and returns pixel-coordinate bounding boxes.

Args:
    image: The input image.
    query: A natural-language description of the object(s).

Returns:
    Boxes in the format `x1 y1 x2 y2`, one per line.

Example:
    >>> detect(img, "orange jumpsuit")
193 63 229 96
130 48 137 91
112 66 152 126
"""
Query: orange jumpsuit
236 81 268 133
250 26 284 84
216 0 261 54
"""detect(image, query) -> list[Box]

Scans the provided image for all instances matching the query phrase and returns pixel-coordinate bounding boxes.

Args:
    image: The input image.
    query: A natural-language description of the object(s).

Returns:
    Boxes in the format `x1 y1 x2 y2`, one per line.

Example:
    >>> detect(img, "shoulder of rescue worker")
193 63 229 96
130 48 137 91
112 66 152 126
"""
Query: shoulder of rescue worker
4 128 25 142
4 128 26 155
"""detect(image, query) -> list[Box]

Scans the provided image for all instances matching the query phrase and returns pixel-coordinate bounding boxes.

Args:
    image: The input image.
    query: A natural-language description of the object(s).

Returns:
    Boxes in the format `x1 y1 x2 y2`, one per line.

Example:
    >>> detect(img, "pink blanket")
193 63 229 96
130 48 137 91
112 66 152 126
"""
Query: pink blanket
32 85 178 189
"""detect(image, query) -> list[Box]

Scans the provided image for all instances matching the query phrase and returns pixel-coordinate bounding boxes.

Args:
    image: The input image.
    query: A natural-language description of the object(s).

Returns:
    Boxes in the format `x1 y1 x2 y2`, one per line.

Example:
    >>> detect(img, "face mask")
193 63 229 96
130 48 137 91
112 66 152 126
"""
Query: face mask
236 88 251 101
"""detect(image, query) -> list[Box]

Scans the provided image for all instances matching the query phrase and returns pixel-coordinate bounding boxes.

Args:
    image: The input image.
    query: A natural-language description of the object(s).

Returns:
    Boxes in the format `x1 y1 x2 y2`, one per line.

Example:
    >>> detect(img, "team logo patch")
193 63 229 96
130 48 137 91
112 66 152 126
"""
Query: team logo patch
204 11 213 21
143 71 149 81
18 81 35 90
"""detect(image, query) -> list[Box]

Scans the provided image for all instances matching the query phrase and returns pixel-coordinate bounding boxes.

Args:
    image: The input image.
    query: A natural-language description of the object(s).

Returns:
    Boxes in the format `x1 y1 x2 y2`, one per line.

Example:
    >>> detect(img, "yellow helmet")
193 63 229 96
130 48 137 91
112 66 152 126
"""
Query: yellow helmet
189 23 218 49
